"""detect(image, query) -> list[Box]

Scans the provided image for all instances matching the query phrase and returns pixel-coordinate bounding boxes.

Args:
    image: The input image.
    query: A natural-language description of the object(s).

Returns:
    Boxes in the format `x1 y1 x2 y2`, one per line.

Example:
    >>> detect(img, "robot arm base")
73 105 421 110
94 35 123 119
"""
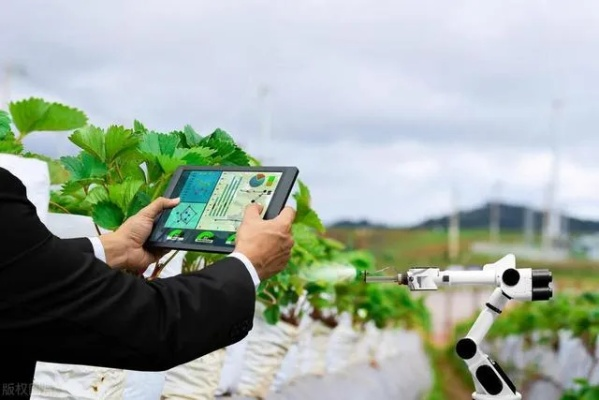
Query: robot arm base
473 393 521 400
459 350 521 400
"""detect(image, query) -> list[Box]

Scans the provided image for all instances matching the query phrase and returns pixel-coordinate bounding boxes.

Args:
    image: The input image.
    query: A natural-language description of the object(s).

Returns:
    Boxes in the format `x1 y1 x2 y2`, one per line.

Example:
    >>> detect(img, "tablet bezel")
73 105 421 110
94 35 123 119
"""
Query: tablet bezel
145 165 299 254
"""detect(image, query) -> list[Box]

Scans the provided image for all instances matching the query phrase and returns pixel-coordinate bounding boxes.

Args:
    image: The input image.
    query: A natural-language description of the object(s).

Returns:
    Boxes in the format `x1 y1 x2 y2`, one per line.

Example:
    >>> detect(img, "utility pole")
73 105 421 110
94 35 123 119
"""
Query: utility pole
490 180 502 243
448 185 460 261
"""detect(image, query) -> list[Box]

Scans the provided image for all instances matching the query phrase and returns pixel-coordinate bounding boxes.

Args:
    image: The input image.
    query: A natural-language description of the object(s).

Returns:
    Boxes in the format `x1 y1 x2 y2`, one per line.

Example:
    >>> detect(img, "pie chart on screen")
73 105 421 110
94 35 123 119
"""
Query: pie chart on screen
249 173 266 187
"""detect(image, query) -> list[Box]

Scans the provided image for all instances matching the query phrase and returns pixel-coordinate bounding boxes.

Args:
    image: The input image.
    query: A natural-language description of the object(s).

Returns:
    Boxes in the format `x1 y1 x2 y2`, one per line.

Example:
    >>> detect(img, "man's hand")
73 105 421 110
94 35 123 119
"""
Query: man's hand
234 203 296 281
100 197 180 270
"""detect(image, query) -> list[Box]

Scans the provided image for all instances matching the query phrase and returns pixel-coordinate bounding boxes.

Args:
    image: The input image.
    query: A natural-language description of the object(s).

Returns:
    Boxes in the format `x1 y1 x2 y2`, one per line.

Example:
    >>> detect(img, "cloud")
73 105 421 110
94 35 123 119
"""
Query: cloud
4 0 599 224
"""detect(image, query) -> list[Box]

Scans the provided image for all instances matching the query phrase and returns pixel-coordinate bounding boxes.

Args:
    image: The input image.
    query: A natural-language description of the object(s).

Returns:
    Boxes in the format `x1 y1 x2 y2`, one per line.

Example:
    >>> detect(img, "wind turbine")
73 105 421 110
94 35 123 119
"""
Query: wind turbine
542 99 564 251
257 84 273 165
1 63 27 108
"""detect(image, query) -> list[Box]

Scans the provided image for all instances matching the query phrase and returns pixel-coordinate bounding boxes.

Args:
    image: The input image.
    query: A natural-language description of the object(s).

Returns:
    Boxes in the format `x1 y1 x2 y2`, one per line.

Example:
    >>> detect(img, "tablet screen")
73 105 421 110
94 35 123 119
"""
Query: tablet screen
150 169 283 248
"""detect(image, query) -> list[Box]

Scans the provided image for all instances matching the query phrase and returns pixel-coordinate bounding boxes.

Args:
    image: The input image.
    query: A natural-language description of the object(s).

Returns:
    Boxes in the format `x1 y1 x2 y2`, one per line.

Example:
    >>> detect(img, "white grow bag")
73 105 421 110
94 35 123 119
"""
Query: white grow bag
325 313 360 374
270 314 313 391
297 319 334 376
234 304 299 398
376 328 402 361
215 337 249 396
161 348 226 399
33 212 184 400
350 322 381 366
122 371 166 400
0 154 50 225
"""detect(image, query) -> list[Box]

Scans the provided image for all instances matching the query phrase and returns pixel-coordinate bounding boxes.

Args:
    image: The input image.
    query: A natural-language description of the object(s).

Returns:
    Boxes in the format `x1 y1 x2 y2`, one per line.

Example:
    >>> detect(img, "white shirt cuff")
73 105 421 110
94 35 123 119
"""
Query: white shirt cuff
228 252 260 289
87 236 107 263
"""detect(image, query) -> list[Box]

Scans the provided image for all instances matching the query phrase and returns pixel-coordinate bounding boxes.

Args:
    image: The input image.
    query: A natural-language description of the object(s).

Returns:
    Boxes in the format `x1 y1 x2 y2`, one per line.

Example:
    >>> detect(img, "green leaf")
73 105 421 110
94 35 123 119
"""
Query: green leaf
181 124 202 147
296 206 325 233
9 97 87 135
182 251 204 273
108 180 145 214
127 190 151 218
0 132 23 154
133 120 147 134
84 186 109 206
118 161 146 183
0 110 11 139
209 128 234 143
139 132 180 158
263 305 280 325
60 180 86 196
176 146 215 159
293 180 311 205
105 125 139 163
69 125 106 161
92 201 124 230
157 155 186 175
61 153 108 181
292 180 325 233
582 388 599 400
199 128 249 166
174 147 215 166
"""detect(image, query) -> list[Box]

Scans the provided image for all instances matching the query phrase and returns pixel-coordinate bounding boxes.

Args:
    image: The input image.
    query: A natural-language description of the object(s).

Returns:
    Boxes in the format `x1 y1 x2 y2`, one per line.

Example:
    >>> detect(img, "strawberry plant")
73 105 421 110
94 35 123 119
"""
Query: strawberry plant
50 122 250 230
561 378 599 400
0 97 88 184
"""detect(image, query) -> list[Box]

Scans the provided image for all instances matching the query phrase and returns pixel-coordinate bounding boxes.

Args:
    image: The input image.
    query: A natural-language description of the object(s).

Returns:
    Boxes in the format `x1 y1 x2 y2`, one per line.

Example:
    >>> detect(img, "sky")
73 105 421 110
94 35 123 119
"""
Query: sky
3 0 599 226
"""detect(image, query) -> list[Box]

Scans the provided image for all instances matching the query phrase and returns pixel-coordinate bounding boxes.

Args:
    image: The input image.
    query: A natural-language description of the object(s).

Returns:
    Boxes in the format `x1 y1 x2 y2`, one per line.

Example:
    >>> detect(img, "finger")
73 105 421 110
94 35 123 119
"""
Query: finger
140 197 180 218
275 206 296 228
243 202 264 220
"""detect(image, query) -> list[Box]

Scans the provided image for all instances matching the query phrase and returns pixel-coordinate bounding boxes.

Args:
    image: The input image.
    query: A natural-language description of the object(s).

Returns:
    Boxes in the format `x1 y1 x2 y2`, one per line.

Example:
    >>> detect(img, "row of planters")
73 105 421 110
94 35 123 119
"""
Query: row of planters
450 290 599 400
1 98 433 399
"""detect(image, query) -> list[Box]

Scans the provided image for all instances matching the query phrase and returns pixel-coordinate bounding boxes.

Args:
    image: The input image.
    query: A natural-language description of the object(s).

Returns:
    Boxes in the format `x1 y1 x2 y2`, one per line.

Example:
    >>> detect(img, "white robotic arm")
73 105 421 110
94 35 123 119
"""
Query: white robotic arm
363 254 553 400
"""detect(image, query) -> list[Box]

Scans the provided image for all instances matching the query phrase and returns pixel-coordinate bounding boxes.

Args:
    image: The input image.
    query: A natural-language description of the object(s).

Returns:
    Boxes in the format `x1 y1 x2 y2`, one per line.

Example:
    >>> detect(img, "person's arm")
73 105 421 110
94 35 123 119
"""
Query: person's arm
0 168 256 371
86 236 261 288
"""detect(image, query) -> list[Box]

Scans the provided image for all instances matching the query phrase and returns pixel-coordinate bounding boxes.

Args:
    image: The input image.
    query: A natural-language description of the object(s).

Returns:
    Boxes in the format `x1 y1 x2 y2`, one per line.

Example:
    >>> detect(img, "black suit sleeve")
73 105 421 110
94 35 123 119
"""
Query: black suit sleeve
0 167 256 371
62 237 95 254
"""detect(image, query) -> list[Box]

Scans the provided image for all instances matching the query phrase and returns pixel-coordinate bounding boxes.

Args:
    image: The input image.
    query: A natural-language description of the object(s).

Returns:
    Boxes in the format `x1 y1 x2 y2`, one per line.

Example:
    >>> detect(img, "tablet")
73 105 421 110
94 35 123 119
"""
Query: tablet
146 165 299 253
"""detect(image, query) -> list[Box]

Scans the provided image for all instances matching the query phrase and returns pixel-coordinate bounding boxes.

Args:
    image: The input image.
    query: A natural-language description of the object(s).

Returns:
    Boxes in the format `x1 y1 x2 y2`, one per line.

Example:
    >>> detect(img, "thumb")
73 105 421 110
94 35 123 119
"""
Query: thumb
275 206 296 227
140 197 180 218
243 202 264 220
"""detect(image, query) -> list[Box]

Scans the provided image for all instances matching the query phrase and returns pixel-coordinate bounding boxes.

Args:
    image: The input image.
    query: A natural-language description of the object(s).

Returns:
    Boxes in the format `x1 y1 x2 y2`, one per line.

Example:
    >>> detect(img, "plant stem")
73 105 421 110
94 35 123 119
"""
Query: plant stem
50 201 71 214
115 163 124 181
260 287 278 305
94 224 101 236
149 250 179 280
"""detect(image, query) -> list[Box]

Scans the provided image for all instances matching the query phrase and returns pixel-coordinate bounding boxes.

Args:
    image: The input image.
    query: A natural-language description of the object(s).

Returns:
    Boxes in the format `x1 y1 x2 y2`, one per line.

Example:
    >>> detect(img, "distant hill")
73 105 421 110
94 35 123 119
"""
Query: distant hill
328 202 599 233
328 219 389 229
411 202 599 233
